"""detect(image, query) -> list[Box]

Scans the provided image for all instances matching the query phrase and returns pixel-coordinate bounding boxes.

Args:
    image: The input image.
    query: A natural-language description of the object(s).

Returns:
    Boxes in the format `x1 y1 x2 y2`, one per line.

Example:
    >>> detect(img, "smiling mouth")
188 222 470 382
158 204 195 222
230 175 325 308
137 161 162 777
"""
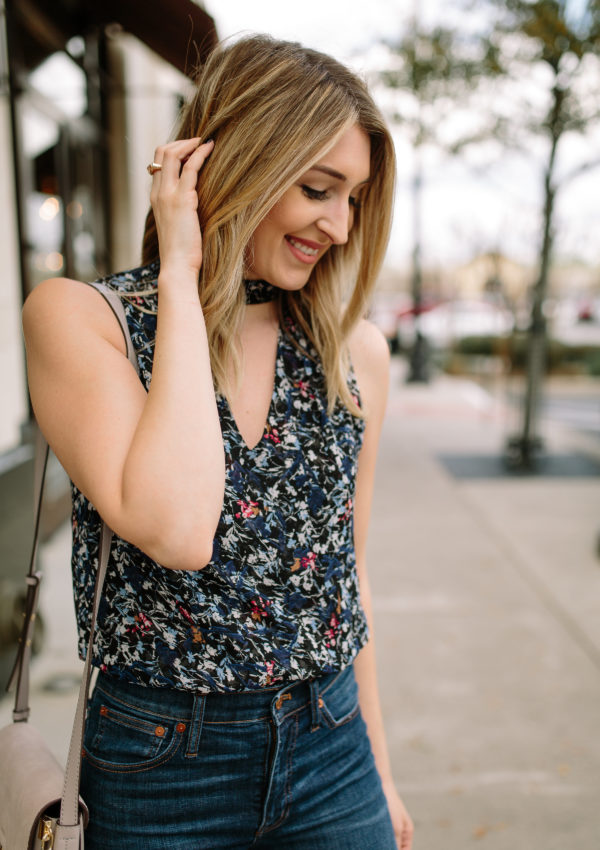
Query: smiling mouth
286 236 320 257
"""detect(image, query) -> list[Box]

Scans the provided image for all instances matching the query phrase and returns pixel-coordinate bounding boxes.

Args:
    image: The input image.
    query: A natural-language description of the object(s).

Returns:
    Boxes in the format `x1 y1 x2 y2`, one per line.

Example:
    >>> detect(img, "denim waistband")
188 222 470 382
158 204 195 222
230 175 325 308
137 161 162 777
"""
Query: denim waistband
93 666 350 727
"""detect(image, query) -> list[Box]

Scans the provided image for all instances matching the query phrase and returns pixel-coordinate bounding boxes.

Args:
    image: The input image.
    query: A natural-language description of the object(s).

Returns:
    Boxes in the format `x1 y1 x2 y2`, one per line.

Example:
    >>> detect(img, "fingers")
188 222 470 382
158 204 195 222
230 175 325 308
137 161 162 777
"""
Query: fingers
157 137 201 182
400 814 414 849
178 139 215 191
148 138 214 273
149 138 213 189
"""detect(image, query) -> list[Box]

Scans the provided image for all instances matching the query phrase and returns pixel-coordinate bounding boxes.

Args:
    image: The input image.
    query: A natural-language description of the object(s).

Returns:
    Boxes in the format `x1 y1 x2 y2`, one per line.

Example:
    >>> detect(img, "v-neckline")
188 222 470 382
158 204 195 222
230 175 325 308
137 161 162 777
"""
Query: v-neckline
222 325 282 452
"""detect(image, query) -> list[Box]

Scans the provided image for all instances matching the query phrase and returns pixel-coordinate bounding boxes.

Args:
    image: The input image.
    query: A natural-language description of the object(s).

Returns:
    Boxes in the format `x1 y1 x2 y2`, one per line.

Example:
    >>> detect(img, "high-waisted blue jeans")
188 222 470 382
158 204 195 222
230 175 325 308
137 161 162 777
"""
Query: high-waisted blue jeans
80 664 396 849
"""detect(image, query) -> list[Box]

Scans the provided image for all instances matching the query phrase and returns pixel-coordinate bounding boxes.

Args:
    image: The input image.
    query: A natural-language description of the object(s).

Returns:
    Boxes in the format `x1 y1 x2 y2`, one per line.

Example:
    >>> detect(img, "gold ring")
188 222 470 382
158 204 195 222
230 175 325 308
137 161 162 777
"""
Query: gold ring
147 162 162 175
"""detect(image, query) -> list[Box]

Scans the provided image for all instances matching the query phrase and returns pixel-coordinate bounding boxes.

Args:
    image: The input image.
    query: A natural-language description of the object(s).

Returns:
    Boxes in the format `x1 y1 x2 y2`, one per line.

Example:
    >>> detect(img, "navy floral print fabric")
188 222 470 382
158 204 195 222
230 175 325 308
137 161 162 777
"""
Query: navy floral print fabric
71 263 368 692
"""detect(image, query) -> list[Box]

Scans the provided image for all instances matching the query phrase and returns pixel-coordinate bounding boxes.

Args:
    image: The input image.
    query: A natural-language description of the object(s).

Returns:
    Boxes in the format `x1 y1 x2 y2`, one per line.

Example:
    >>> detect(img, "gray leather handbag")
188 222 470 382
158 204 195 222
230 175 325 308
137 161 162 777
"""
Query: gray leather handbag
0 283 139 849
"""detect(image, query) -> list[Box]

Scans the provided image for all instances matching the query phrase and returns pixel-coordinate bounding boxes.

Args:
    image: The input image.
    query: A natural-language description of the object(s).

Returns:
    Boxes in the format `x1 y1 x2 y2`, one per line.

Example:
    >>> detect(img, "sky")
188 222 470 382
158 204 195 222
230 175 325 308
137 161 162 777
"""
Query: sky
202 0 410 63
202 0 600 276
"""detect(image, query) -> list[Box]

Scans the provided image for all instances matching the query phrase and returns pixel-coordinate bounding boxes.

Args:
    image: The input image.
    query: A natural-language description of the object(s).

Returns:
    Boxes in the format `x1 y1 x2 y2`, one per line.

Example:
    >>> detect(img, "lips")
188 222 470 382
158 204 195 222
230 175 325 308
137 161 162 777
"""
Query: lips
285 235 326 264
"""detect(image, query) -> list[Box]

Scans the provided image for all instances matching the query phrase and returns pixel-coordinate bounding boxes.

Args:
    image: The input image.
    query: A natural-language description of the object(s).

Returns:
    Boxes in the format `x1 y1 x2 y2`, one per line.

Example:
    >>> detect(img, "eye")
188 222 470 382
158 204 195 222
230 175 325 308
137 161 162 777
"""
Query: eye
301 185 328 201
349 196 362 210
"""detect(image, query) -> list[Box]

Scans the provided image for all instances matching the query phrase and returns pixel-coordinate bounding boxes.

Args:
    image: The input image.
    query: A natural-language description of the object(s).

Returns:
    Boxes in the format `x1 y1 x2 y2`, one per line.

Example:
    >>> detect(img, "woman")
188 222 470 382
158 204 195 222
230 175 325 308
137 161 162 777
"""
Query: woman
23 35 413 850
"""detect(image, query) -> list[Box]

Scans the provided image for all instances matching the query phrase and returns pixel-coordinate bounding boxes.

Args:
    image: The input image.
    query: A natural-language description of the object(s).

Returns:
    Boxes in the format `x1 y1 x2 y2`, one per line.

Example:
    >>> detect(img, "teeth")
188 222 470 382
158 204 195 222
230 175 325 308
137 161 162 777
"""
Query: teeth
289 237 318 256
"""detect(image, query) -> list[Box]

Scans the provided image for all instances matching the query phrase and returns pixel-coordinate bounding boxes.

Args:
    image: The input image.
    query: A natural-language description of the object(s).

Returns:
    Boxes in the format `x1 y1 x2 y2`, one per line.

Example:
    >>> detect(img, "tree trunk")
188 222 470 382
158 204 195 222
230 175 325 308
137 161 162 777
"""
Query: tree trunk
506 84 563 469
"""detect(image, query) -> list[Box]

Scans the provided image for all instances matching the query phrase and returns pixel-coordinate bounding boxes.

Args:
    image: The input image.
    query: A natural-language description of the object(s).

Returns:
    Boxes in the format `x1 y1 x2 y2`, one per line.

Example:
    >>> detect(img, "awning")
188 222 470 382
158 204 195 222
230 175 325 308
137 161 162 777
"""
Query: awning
91 0 218 77
8 0 218 77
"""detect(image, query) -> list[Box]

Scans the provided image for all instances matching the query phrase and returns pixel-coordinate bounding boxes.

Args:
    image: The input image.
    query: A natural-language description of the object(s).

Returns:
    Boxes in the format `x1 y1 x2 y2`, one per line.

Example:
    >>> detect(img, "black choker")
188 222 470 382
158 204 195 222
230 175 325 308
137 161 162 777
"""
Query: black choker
244 279 278 305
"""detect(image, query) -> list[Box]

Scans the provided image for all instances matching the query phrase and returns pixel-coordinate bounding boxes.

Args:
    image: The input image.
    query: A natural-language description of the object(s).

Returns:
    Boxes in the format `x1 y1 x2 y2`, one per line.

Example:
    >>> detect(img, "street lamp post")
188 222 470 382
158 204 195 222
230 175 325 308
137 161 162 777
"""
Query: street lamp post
406 150 430 383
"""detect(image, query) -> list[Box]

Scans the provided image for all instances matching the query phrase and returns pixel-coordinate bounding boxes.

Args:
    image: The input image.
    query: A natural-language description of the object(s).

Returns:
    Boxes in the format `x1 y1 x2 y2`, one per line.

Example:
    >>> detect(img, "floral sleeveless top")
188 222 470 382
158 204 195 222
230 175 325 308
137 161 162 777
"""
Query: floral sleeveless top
71 262 369 692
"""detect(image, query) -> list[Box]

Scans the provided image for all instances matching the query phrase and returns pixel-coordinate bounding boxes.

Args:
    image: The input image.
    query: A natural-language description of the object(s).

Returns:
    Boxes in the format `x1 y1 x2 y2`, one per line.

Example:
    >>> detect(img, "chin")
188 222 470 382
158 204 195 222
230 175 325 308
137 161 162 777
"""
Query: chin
250 262 313 292
273 270 313 293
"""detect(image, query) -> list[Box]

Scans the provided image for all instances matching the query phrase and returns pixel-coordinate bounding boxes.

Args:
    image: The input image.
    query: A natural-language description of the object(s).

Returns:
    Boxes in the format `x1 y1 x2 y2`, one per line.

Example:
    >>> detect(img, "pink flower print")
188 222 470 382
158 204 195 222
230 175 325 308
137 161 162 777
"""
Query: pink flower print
178 605 193 624
137 612 153 632
338 498 353 522
325 611 340 648
250 597 272 622
128 611 153 634
295 380 316 400
301 552 317 571
178 605 203 643
264 425 281 444
265 660 282 685
235 499 260 519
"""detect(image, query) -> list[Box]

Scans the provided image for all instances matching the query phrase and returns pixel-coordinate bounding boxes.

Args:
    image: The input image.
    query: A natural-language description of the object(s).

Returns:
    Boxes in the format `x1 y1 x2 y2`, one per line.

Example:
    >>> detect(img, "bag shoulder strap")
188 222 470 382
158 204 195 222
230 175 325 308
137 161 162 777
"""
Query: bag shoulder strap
7 279 140 834
83 280 140 369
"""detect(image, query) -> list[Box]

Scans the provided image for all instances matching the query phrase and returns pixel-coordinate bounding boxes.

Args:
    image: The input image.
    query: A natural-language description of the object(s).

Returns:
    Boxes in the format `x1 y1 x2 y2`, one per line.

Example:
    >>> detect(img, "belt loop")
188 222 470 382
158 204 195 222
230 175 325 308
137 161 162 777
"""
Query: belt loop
309 679 321 732
185 693 206 758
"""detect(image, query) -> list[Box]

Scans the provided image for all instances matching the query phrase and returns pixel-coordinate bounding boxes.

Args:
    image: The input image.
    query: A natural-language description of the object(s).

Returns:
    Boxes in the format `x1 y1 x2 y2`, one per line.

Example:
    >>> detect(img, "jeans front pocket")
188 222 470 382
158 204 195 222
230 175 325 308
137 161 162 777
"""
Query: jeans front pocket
83 688 183 773
318 665 360 730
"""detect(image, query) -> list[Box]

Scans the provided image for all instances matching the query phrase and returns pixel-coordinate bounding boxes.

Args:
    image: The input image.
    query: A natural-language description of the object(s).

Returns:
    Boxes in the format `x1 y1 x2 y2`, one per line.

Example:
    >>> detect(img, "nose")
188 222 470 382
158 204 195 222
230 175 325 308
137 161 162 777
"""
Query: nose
317 201 352 245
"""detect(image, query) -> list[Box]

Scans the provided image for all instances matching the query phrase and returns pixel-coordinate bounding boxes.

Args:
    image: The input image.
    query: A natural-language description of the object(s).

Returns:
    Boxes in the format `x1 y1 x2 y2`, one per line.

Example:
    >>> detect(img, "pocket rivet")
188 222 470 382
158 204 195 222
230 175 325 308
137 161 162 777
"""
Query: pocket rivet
100 706 109 716
155 726 166 737
176 723 186 733
318 697 324 708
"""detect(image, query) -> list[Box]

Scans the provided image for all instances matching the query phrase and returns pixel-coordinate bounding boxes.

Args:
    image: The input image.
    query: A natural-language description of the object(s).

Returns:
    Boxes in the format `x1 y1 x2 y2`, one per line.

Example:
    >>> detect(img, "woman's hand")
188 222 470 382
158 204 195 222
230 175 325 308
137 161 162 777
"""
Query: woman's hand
149 138 215 279
383 780 414 850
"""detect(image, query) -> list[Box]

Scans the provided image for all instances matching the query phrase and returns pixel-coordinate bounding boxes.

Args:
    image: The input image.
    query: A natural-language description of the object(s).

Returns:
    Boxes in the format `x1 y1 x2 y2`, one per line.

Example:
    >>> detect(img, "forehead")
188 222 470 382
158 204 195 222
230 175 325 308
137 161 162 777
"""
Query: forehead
306 125 371 184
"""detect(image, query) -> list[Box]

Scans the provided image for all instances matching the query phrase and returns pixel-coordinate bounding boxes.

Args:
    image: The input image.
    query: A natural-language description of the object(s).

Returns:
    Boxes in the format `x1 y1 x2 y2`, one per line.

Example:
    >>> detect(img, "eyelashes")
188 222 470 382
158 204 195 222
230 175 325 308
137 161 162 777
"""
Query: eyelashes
301 185 362 210
301 185 328 201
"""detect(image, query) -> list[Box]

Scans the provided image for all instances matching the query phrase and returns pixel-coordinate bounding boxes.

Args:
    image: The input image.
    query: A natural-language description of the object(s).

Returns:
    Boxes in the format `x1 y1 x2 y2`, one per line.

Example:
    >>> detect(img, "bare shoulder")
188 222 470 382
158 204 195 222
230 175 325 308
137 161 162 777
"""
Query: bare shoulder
23 277 126 356
348 318 390 373
348 318 390 419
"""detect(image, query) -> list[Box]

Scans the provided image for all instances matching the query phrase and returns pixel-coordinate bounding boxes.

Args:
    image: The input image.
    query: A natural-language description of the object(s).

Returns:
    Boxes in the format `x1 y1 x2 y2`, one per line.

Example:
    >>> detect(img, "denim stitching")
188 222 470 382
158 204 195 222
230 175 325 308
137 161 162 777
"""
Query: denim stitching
202 715 270 725
319 667 344 697
98 704 167 735
258 714 299 835
95 683 187 724
259 719 274 799
185 695 205 759
92 704 165 759
82 725 184 774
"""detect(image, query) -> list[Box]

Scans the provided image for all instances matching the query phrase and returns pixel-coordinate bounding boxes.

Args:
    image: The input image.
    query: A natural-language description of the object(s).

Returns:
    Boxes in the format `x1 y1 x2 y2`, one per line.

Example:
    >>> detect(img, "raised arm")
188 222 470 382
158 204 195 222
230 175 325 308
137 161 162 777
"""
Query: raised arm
23 138 225 570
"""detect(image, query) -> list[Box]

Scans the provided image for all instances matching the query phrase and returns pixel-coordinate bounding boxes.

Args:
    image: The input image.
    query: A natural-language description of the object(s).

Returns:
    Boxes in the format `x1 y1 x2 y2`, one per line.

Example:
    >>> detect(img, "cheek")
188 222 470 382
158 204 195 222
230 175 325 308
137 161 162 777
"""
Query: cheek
267 194 305 234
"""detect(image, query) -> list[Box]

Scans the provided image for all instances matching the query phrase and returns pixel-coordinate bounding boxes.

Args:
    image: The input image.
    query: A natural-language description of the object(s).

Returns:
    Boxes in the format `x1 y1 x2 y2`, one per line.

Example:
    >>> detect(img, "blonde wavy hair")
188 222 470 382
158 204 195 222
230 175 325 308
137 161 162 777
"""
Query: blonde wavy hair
140 34 395 415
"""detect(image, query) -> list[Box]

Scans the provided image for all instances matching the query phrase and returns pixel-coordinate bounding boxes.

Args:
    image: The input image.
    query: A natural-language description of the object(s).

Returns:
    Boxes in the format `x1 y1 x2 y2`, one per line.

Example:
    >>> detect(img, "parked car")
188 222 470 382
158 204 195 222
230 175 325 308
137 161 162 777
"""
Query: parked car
397 299 514 349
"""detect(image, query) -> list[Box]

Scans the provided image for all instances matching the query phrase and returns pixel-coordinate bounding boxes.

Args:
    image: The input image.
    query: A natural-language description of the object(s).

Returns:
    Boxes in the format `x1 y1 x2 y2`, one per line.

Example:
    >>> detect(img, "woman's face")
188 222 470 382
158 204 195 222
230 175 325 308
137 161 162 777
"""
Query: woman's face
245 124 371 291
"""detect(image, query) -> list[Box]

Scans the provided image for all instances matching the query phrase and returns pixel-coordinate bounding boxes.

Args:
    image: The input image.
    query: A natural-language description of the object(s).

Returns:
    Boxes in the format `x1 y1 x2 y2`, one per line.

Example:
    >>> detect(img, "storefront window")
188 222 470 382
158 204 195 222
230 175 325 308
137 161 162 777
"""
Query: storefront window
15 47 107 292
29 51 87 119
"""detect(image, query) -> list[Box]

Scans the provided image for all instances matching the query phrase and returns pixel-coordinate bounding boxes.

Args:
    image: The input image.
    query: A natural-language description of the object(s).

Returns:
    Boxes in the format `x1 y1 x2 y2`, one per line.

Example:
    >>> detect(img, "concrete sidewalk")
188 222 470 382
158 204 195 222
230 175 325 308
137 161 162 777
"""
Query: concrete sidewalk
371 360 600 849
1 359 599 849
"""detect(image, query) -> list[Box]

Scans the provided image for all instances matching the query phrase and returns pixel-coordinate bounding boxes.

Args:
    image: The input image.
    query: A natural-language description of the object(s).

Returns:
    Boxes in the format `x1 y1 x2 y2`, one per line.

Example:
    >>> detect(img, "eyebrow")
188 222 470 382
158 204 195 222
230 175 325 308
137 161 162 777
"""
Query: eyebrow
309 165 370 185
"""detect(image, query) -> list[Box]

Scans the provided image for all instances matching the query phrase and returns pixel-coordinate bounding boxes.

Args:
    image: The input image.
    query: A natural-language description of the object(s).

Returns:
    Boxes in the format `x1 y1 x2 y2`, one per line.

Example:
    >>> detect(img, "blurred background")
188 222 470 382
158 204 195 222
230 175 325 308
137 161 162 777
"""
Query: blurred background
0 1 599 847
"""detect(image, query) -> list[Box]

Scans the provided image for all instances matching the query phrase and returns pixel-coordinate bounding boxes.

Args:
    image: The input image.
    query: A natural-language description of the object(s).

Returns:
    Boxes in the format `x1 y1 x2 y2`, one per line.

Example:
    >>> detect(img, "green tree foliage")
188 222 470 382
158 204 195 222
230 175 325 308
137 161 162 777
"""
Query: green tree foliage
380 0 600 463
379 18 505 380
481 0 600 466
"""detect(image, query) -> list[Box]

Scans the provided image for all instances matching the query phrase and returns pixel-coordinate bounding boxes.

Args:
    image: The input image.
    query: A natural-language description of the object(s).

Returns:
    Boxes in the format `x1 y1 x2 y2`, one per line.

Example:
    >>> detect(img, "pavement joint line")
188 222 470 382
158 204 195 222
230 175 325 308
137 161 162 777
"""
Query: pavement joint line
455 485 600 676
